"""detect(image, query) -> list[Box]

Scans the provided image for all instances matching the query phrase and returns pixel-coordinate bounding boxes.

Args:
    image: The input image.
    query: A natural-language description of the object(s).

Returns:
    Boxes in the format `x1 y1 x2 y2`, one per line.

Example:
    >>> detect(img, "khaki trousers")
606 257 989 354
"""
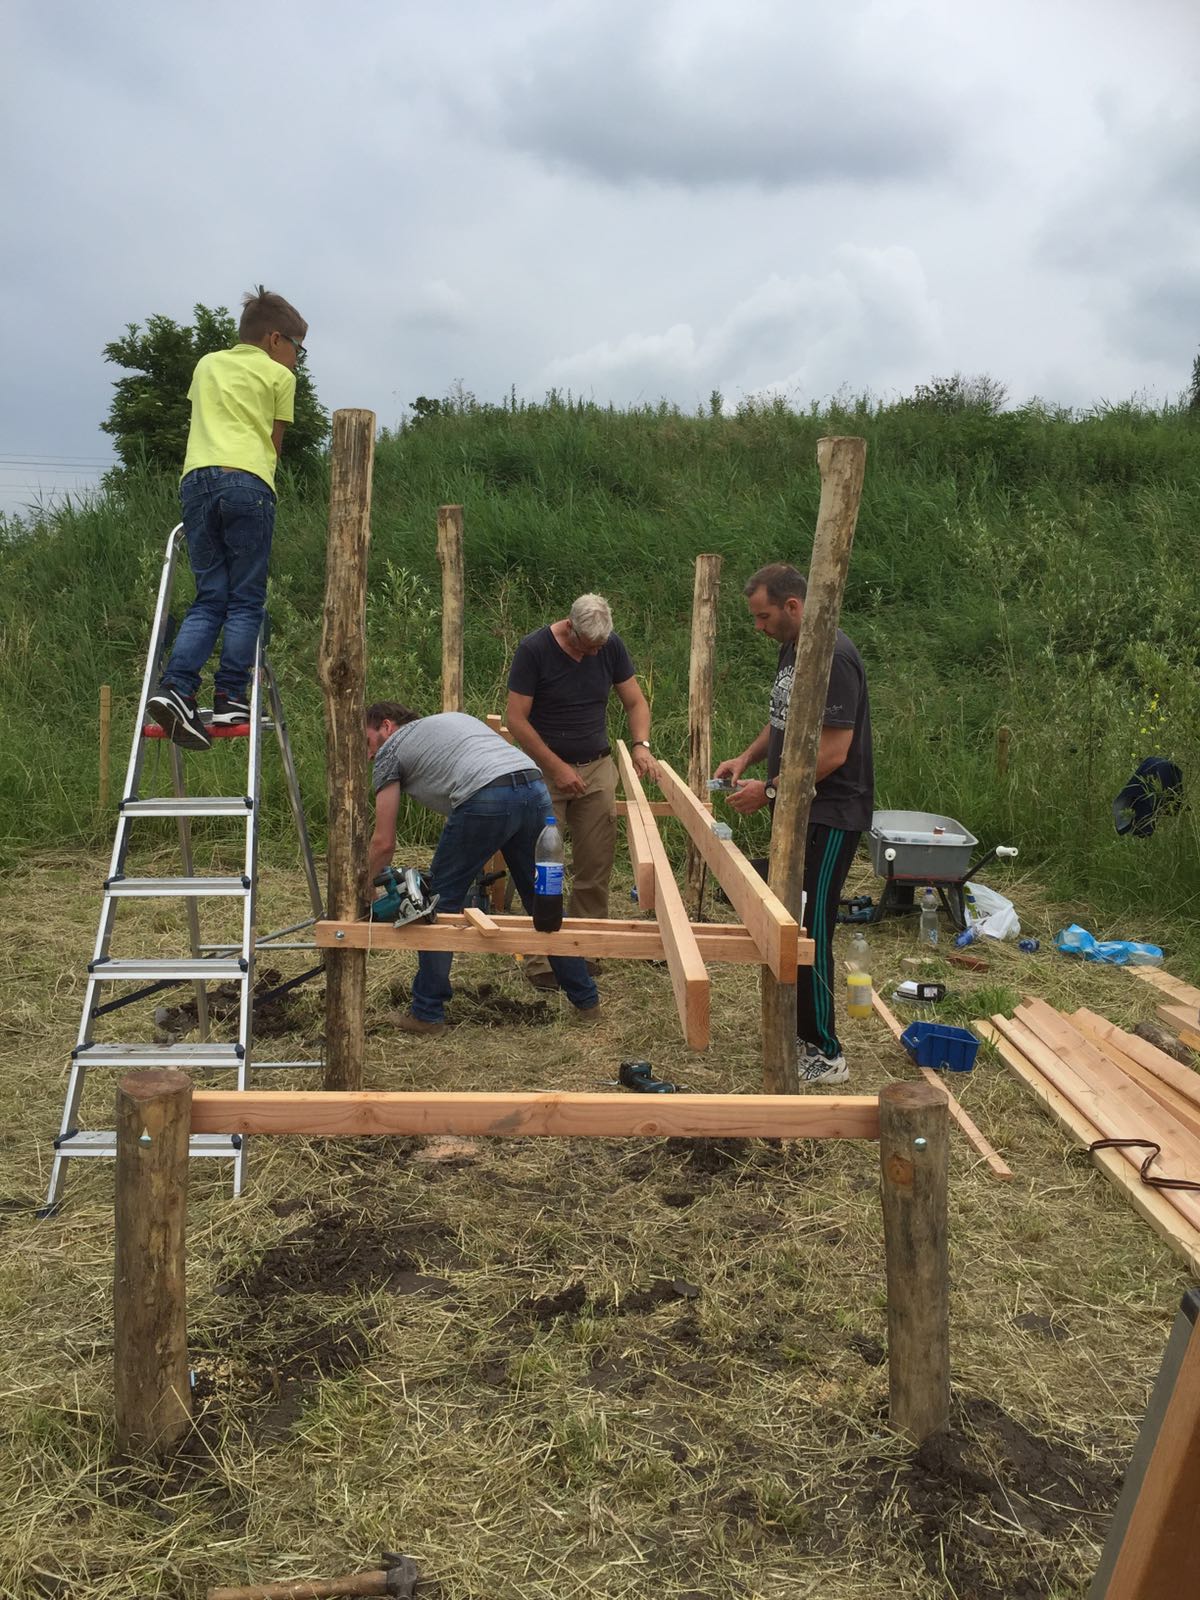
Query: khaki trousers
524 755 617 978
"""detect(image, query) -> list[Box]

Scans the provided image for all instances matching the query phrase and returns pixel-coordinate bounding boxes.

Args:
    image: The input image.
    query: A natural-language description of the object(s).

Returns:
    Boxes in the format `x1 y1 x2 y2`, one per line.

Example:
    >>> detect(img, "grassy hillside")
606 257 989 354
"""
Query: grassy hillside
3 393 1198 954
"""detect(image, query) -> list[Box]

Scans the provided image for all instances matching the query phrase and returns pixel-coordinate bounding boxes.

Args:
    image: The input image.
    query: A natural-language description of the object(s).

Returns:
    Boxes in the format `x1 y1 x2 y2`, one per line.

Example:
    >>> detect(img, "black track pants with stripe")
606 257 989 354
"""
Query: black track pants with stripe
797 823 861 1058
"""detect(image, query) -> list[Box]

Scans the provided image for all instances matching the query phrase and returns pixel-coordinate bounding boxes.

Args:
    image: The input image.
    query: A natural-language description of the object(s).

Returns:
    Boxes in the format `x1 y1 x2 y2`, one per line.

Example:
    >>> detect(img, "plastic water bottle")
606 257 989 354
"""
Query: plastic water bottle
533 815 565 933
846 928 873 1018
848 928 870 972
920 887 939 948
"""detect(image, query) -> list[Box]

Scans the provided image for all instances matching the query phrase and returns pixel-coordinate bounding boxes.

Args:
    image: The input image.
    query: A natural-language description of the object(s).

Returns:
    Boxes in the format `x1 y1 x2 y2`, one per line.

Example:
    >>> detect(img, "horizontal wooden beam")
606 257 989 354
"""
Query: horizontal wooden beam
191 1089 881 1140
656 758 800 981
616 741 710 1049
616 800 710 818
315 915 813 967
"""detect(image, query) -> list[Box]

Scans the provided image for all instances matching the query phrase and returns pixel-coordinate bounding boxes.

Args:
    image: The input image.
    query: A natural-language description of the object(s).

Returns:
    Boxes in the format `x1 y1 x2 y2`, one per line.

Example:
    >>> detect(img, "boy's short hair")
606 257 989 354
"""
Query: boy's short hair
239 285 308 344
743 563 808 604
366 702 421 730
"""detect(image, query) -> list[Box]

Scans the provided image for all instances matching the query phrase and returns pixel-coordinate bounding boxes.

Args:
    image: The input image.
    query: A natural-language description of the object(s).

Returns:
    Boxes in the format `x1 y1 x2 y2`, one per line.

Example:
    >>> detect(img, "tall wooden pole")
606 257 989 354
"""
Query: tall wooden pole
319 409 376 1092
685 555 722 911
437 504 465 712
99 683 112 811
879 1080 950 1443
762 436 866 1093
114 1068 193 1456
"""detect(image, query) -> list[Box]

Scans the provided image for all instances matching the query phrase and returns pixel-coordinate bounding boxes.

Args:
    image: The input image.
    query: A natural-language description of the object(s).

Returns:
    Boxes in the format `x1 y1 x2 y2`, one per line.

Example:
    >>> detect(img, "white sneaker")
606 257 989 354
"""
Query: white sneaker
798 1043 849 1084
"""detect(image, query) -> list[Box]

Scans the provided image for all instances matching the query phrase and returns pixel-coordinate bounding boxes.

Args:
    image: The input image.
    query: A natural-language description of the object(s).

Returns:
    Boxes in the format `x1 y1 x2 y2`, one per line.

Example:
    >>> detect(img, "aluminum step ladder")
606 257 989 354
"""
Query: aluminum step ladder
41 525 324 1211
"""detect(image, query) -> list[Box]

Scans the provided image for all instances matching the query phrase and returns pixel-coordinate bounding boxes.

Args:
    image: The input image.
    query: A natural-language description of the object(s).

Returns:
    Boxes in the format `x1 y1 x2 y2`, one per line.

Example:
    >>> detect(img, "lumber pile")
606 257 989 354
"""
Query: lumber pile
1129 965 1200 1053
974 998 1200 1273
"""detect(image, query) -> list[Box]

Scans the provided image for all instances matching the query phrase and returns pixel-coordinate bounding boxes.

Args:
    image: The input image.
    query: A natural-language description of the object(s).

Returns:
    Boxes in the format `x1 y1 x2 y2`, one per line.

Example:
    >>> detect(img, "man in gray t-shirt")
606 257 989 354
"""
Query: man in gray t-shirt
365 703 599 1035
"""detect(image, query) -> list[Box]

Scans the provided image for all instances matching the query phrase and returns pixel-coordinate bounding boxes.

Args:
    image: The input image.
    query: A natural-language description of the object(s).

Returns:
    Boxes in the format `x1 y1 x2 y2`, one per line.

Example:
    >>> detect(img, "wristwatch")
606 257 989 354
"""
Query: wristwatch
764 782 778 801
633 740 651 750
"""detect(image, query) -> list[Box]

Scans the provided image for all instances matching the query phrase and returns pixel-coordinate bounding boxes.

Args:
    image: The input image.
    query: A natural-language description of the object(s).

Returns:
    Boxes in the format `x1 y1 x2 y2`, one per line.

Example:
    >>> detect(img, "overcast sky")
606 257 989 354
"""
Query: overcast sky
2 0 1197 515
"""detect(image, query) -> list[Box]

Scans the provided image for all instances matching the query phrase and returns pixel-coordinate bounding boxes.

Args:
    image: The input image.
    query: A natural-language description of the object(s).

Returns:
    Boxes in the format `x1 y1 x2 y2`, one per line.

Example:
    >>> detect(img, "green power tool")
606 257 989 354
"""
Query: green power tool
370 867 440 926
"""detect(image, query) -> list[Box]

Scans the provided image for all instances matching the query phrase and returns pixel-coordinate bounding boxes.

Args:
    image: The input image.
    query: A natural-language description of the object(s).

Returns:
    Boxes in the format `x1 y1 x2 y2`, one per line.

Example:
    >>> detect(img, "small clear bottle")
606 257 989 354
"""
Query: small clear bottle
846 927 873 1017
919 887 939 947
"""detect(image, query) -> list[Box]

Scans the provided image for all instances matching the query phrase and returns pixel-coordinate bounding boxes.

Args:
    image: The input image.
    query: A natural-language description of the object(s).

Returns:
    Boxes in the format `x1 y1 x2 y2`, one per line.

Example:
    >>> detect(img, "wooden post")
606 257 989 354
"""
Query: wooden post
762 437 866 1092
318 409 375 1092
114 1068 193 1456
685 555 722 911
996 725 1011 778
99 683 112 811
437 504 465 712
879 1080 950 1443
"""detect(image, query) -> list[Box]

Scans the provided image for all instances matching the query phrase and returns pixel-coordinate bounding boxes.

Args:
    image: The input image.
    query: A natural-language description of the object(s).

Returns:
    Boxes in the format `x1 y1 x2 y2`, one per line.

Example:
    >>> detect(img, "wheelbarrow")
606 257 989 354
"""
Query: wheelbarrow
862 809 1018 931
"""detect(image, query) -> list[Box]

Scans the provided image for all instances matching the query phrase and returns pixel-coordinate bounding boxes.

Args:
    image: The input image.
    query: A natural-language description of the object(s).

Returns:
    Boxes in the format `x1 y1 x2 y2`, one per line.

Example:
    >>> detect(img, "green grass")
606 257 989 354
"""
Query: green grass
4 392 1200 962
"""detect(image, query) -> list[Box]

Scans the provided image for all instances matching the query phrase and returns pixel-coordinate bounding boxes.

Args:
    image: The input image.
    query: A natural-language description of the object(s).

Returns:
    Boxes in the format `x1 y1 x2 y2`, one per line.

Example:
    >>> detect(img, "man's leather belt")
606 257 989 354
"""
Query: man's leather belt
477 769 540 791
563 747 611 765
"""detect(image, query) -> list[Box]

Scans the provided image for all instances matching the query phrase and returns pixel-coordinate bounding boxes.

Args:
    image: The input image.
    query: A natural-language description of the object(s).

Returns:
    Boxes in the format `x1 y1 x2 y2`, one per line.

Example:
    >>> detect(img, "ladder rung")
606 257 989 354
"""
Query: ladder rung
72 1042 244 1067
105 876 250 898
121 796 253 818
55 1131 241 1158
88 958 246 981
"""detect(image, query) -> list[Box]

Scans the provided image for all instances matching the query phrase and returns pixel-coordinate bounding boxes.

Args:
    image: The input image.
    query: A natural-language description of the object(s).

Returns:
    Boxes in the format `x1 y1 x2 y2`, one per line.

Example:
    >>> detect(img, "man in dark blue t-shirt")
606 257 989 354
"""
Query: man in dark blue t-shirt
506 593 659 990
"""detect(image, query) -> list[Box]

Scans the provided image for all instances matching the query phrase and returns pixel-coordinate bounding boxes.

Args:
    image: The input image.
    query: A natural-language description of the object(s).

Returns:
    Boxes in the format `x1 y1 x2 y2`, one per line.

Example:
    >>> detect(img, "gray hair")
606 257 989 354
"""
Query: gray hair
569 593 613 644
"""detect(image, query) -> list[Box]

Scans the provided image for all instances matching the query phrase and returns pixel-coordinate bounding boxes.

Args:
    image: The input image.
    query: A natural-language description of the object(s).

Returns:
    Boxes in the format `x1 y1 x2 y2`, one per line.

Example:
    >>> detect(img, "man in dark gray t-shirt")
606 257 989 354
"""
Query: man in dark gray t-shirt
365 703 599 1035
715 563 874 1087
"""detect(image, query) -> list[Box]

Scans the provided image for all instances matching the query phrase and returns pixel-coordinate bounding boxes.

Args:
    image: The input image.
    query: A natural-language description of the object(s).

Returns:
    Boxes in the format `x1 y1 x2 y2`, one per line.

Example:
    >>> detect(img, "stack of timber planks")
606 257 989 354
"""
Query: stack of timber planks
975 997 1200 1275
1129 965 1200 1054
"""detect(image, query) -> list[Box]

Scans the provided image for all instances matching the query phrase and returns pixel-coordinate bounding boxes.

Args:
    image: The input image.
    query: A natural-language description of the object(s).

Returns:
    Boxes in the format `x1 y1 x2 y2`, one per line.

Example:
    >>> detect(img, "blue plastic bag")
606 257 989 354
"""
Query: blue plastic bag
1054 924 1163 966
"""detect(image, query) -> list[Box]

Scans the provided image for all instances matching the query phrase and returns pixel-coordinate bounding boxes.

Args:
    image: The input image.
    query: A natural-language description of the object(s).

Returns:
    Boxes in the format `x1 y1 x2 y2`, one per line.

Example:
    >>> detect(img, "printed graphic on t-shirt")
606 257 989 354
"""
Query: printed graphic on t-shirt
770 661 794 729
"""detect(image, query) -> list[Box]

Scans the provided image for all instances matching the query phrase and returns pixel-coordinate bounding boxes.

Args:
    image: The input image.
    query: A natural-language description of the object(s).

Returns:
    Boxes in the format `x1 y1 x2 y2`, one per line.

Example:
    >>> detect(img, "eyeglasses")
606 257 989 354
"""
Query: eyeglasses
279 333 307 359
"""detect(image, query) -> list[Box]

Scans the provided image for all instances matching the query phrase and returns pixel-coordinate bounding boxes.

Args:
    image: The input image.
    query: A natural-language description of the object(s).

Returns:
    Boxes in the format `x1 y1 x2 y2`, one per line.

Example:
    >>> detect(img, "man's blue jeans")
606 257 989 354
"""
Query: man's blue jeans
162 467 276 699
411 775 599 1023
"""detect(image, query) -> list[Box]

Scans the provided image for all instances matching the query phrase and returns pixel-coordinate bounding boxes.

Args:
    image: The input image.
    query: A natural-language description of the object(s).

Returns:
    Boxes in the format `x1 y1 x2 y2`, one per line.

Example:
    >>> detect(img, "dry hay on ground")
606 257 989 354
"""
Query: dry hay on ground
0 850 1192 1598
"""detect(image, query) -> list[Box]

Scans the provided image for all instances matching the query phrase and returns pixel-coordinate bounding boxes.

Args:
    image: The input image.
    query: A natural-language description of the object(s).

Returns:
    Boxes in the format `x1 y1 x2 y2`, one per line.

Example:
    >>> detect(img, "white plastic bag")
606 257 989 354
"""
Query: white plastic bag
965 881 1020 941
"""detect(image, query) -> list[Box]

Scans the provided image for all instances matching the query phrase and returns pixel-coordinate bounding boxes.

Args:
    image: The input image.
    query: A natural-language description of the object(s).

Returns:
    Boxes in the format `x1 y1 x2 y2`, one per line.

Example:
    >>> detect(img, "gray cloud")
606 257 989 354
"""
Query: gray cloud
483 1 970 189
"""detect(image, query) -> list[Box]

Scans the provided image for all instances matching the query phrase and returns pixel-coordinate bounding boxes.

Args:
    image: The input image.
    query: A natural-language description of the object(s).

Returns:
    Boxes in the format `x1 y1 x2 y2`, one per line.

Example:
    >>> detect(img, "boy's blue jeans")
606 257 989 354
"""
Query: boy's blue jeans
161 467 275 700
410 775 599 1023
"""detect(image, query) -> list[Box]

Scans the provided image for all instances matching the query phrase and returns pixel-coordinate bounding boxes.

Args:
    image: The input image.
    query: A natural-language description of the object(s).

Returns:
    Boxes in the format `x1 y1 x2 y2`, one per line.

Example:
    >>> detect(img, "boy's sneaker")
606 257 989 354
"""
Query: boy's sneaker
210 692 252 727
146 686 211 751
798 1043 849 1085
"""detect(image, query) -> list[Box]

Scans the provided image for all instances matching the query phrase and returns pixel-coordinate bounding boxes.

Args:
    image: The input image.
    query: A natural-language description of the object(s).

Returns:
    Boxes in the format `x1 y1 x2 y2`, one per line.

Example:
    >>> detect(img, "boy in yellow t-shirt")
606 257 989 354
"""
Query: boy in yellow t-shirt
147 287 308 751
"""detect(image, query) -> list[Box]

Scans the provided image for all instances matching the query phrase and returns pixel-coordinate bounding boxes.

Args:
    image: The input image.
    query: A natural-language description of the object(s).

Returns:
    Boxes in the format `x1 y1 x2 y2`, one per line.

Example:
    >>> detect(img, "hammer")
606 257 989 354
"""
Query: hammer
208 1552 421 1600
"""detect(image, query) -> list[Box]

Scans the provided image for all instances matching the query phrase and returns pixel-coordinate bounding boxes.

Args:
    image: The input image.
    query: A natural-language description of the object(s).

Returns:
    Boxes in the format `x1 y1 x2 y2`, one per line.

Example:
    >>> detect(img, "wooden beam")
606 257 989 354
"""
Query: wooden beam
1073 1008 1200 1112
1158 1003 1200 1050
1101 1304 1200 1599
318 409 375 1092
872 988 1014 1179
1071 1011 1200 1140
114 1069 193 1457
437 504 465 712
976 1020 1200 1275
483 715 515 910
763 436 867 1093
879 1081 950 1443
463 907 498 936
1132 967 1200 1010
617 800 706 818
686 554 722 909
618 780 657 911
190 1088 881 1140
657 759 800 981
316 914 802 967
615 741 710 1048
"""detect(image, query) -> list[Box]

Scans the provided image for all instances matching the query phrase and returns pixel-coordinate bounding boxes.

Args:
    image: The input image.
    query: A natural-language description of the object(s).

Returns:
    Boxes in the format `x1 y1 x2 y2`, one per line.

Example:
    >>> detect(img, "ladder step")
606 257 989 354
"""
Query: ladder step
72 1042 245 1067
105 876 251 898
121 796 253 818
55 1130 241 1158
88 958 246 981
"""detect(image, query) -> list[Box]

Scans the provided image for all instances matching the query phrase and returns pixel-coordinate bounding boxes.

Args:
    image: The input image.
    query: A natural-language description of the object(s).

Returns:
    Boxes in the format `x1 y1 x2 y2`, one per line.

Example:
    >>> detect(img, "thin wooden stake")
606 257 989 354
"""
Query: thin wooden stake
996 725 1011 778
99 683 112 811
114 1068 193 1456
318 409 375 1092
762 437 866 1093
685 554 722 911
437 504 465 712
879 1079 950 1443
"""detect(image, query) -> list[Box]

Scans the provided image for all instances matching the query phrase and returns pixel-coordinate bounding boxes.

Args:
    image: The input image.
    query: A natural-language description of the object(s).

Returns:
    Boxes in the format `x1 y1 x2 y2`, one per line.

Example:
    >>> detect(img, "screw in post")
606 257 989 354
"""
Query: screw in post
335 930 345 940
913 1137 928 1151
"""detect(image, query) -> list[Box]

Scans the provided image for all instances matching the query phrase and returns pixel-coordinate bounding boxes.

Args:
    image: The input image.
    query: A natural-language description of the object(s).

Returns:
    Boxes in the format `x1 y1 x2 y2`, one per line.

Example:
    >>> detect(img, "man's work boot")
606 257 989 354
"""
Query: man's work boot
391 1009 448 1037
